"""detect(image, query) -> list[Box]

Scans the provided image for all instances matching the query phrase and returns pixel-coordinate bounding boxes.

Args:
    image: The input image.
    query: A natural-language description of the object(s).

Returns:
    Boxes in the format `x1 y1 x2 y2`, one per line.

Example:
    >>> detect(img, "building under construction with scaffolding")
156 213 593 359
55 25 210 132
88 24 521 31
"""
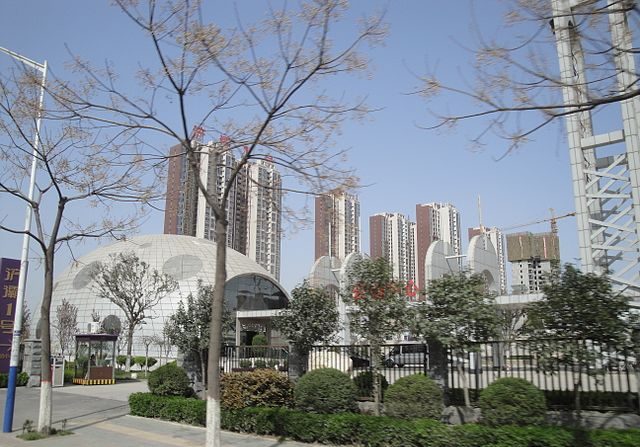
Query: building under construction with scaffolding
507 232 560 294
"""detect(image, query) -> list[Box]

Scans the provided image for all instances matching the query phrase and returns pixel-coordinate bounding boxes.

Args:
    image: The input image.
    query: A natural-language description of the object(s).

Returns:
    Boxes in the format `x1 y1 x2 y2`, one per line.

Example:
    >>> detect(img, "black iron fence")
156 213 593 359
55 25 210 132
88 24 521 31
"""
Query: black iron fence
446 339 638 410
220 345 289 372
220 340 639 411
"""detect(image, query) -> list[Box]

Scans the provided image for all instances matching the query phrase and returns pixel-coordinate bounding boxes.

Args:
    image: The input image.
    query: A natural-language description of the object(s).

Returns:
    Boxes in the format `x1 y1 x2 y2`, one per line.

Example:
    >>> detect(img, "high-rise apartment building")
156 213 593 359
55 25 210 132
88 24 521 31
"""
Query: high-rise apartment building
369 213 417 285
246 160 282 280
164 141 282 279
506 232 560 294
314 190 360 261
468 226 507 294
415 203 461 290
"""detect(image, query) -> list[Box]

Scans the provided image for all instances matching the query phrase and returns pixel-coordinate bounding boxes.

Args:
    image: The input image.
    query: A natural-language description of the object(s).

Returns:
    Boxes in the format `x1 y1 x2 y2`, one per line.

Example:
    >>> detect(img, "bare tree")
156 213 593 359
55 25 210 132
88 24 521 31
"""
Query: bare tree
91 252 178 372
0 64 162 433
417 0 639 155
54 298 78 361
50 1 386 444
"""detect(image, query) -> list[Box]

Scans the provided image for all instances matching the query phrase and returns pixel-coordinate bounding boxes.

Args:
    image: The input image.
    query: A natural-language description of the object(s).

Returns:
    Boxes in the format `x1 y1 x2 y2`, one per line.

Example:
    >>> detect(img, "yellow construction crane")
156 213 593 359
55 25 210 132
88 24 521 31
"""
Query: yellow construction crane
501 210 576 234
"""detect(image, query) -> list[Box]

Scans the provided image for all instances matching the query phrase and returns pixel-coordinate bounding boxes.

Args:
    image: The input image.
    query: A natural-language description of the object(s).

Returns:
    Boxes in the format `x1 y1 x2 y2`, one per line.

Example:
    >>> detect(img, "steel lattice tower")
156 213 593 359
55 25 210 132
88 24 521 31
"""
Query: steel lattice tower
552 0 640 297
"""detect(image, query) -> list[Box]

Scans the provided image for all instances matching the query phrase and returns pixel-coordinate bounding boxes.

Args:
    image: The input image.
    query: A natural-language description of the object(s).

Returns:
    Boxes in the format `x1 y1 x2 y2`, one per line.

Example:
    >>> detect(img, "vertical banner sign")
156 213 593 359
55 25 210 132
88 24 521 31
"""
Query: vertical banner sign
0 258 20 373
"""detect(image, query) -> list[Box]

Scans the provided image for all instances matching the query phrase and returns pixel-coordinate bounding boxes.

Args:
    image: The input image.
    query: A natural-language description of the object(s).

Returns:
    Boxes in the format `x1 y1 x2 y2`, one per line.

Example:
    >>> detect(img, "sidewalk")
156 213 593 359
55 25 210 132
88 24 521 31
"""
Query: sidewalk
0 382 315 447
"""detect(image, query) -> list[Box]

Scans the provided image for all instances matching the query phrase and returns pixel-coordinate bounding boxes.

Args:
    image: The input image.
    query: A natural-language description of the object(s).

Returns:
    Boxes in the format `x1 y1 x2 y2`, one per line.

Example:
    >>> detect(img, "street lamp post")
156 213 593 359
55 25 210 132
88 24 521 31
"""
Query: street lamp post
0 46 47 433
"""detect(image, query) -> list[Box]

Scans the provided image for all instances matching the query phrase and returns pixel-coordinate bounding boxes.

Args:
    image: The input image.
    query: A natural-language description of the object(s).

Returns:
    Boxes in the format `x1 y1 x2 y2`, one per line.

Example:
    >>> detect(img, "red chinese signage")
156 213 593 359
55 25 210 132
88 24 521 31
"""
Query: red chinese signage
0 258 20 373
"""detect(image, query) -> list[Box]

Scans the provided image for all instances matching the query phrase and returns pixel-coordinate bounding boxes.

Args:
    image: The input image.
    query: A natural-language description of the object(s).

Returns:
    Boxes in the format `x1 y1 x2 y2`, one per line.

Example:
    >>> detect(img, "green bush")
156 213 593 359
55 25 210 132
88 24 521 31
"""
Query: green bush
251 334 268 357
146 357 158 369
251 333 267 346
133 355 147 369
254 359 267 369
239 359 252 368
147 362 193 397
16 372 29 386
590 428 640 447
128 395 640 447
116 355 127 368
384 373 443 420
267 358 279 368
294 368 357 414
352 371 389 399
0 372 29 387
479 377 547 427
129 392 205 425
221 369 293 410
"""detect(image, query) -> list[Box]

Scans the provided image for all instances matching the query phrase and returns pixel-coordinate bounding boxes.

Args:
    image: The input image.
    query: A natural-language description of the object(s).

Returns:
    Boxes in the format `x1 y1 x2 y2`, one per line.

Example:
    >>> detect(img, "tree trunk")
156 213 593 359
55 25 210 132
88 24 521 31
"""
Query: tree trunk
125 325 134 373
371 344 381 416
199 350 207 399
288 344 308 382
574 375 582 422
37 248 54 434
457 360 471 408
206 218 228 447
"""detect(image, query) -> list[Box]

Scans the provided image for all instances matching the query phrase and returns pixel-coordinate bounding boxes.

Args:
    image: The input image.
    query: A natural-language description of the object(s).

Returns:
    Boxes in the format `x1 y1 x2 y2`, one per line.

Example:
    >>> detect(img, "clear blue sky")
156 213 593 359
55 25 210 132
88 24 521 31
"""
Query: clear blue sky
0 1 579 310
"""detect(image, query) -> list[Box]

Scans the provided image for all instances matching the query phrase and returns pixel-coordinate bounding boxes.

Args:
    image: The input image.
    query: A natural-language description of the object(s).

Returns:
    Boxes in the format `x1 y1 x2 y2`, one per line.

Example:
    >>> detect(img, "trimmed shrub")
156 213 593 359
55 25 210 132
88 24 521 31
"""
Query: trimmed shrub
294 368 357 414
384 373 443 420
353 371 389 399
479 377 546 427
16 372 28 386
129 392 205 425
128 396 640 447
251 333 267 346
254 359 268 369
147 362 193 397
133 356 147 369
251 333 268 357
221 369 293 410
0 372 29 387
146 357 158 369
590 428 640 447
116 355 127 368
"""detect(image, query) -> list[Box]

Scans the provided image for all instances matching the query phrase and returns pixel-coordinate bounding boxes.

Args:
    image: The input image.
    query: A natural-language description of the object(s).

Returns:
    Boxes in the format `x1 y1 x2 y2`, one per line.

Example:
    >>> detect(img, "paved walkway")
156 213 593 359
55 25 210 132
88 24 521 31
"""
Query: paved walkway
0 382 315 446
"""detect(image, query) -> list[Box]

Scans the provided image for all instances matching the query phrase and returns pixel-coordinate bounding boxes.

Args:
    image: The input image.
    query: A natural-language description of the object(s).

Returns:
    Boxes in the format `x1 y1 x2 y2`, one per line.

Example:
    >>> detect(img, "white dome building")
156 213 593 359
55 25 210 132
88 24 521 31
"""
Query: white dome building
48 234 290 358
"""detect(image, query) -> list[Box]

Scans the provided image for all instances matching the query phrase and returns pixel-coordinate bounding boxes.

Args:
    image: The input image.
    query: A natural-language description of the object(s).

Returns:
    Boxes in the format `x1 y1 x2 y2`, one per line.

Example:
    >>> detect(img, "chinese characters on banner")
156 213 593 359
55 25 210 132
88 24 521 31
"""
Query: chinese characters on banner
0 258 20 373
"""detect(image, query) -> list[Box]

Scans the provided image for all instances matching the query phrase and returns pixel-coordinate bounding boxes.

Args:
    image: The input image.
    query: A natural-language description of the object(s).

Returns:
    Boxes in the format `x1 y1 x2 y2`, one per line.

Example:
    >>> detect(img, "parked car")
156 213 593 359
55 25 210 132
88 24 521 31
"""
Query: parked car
384 342 428 368
449 352 483 373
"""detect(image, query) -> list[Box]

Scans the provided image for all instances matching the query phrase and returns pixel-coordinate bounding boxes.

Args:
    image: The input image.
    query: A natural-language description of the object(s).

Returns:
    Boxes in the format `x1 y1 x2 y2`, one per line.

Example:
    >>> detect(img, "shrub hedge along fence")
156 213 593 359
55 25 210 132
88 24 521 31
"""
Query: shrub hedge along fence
128 393 640 447
220 369 293 410
293 368 358 414
384 374 443 420
478 377 547 427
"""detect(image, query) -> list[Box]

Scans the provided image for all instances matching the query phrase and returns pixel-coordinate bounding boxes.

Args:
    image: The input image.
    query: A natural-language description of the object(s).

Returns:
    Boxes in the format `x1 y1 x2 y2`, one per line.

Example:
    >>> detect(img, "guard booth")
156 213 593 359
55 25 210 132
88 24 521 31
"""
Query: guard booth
73 333 117 385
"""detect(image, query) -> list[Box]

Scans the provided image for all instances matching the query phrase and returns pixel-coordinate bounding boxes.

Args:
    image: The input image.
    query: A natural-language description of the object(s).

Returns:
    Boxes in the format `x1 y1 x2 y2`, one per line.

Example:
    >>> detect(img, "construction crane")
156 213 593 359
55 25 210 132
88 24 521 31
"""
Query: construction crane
501 210 576 234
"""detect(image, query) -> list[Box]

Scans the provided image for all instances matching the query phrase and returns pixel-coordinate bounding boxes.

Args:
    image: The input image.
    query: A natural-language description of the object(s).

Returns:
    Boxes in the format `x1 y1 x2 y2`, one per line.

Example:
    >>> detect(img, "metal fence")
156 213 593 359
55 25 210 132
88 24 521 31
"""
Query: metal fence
220 345 289 373
220 340 639 411
447 339 638 410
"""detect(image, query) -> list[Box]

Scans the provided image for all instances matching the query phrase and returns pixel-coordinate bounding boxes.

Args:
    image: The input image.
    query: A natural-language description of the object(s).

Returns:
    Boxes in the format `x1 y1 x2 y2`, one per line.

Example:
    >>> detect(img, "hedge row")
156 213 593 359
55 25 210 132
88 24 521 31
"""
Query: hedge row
0 372 29 388
129 392 205 425
128 393 640 447
447 388 637 411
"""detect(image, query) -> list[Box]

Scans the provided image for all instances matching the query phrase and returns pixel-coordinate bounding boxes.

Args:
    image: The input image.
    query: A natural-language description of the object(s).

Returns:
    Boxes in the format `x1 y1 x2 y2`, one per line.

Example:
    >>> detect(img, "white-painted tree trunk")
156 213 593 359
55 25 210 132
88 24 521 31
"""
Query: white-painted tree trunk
205 217 227 447
38 245 56 434
206 397 221 447
37 382 52 433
